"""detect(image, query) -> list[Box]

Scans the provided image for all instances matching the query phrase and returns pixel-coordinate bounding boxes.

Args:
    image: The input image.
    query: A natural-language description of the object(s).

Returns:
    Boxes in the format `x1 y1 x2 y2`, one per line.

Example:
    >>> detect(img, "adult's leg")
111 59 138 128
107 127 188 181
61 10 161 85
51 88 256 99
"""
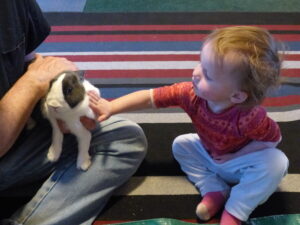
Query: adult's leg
0 121 54 191
6 116 147 225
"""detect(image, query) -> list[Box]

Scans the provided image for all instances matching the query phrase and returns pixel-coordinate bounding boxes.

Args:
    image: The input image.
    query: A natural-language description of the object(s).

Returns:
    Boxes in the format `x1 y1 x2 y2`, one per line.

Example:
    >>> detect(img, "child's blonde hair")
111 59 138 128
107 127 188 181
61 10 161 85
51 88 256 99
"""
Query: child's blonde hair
204 26 282 107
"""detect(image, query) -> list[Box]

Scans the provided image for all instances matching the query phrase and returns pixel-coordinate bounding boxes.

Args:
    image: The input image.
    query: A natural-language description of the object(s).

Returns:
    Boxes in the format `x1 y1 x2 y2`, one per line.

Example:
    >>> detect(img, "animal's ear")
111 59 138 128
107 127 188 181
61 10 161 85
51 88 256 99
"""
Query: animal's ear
76 70 86 82
48 72 63 91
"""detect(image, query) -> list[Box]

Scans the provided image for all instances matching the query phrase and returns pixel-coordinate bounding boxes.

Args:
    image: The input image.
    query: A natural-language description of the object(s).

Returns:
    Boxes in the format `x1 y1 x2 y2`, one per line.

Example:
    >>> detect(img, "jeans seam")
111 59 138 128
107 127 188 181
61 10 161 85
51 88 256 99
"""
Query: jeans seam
18 162 74 224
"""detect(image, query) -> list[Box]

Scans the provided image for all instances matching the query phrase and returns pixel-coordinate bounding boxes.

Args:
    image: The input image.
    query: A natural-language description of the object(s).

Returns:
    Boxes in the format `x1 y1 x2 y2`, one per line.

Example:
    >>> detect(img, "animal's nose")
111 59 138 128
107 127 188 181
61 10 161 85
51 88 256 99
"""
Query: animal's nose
47 100 62 109
49 105 60 111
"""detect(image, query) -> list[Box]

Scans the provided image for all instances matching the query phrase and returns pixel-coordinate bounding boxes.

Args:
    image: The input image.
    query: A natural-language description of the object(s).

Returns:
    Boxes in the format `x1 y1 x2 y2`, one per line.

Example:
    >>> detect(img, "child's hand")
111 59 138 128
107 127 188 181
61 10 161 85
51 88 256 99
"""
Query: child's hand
88 91 112 122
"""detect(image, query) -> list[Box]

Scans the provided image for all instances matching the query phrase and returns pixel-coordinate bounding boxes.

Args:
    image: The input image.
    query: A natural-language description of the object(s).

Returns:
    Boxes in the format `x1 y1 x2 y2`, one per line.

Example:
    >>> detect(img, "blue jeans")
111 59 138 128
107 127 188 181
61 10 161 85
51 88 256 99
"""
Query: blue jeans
0 116 147 225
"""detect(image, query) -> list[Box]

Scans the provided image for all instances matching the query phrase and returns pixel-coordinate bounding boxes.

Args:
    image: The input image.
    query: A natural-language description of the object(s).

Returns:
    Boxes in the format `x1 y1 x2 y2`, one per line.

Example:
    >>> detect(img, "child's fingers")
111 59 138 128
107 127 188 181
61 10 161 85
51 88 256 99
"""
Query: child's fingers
89 102 98 112
97 114 108 122
87 91 100 102
87 90 99 98
89 103 106 122
89 96 99 106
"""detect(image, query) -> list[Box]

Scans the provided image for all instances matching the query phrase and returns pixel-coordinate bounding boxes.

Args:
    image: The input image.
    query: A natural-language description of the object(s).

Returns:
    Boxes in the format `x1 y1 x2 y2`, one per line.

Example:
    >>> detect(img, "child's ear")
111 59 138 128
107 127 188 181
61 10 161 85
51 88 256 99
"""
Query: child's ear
230 91 248 104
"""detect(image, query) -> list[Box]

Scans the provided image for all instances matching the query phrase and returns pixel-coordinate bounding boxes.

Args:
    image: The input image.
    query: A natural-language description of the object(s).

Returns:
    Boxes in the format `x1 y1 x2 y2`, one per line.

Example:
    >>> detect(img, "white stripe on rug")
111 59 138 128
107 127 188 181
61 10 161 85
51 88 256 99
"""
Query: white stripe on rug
40 51 300 55
114 174 300 196
117 109 300 123
73 61 300 70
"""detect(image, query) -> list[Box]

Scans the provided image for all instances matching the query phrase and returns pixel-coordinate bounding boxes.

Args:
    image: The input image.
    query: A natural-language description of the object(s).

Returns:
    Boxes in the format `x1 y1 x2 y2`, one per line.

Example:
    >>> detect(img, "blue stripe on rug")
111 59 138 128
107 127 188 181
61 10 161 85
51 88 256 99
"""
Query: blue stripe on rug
36 0 87 12
98 85 300 99
270 85 300 97
36 42 202 52
36 41 300 52
101 87 149 98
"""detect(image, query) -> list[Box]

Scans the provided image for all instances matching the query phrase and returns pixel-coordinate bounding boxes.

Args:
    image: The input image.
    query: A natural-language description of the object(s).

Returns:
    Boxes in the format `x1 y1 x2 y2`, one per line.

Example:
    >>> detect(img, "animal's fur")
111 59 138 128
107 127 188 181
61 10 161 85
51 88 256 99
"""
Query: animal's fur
42 71 100 171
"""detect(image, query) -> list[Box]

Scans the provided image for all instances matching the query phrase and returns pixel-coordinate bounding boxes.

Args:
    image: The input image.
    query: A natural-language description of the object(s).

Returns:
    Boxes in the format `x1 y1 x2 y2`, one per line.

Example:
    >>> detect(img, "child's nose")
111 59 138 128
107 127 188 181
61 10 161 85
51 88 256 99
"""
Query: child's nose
193 63 201 73
192 75 201 83
192 69 201 81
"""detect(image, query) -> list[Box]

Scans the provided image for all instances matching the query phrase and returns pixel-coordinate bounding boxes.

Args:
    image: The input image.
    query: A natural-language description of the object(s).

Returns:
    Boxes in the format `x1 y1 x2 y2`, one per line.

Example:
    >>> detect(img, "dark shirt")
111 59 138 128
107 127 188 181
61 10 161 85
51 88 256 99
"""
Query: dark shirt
0 0 50 98
0 0 51 147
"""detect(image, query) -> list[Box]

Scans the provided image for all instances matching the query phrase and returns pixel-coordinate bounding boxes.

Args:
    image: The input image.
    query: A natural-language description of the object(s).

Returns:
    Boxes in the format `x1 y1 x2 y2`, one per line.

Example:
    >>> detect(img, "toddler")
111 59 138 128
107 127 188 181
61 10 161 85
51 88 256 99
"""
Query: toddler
88 26 289 225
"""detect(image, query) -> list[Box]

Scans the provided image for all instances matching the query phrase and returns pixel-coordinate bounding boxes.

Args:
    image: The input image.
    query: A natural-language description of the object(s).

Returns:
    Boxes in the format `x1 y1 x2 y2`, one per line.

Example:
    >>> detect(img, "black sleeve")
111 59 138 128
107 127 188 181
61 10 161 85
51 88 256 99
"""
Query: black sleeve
25 0 51 54
0 0 50 98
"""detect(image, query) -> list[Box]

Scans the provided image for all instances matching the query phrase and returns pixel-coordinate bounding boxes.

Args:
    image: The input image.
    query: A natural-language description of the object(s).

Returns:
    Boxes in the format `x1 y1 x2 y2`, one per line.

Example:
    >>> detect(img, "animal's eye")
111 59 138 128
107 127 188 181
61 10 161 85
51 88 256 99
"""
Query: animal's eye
66 87 73 95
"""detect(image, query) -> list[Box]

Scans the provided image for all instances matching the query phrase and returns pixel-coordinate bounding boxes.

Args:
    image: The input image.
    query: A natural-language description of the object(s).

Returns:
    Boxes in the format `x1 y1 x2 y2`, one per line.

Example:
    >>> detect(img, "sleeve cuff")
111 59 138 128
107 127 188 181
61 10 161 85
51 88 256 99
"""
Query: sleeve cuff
150 89 157 108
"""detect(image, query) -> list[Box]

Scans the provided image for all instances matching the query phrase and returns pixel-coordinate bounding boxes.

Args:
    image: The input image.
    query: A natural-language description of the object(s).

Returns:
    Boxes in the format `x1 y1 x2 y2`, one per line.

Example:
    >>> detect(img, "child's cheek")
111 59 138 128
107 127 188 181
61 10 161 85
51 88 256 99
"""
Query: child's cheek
193 82 201 97
194 85 207 99
198 82 207 96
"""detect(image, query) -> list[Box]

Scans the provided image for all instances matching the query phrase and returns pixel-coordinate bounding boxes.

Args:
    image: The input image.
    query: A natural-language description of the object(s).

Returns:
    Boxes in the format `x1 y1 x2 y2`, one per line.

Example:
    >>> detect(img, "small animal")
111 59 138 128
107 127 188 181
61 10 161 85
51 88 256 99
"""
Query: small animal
42 70 100 171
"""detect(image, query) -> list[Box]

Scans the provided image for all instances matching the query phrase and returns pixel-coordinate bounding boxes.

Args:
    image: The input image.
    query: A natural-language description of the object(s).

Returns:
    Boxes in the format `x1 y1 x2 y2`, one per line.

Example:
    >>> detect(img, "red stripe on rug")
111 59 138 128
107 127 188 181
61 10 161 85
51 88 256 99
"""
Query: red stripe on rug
93 218 219 225
45 54 300 62
283 54 300 60
47 54 300 62
281 69 300 77
61 54 200 62
45 34 207 42
93 220 131 225
51 24 300 32
262 95 300 107
85 69 298 79
44 34 300 42
85 69 193 78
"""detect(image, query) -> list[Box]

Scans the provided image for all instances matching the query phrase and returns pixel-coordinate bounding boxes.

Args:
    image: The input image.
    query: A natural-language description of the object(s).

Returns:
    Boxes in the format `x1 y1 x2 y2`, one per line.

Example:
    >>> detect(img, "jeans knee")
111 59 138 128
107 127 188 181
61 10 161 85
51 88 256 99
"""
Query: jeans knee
125 121 148 157
94 117 147 159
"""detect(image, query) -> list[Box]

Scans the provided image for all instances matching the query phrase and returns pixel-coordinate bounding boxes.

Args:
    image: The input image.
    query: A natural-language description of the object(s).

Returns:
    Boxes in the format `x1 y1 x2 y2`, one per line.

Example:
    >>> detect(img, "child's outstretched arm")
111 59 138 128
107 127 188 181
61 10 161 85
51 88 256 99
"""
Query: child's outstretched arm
88 90 153 122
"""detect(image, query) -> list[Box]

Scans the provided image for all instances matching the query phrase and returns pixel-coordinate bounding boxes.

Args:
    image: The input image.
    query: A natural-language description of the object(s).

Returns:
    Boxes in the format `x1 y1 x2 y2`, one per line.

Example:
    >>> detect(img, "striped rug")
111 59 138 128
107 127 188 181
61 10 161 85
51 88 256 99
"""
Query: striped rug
25 1 300 224
36 11 300 224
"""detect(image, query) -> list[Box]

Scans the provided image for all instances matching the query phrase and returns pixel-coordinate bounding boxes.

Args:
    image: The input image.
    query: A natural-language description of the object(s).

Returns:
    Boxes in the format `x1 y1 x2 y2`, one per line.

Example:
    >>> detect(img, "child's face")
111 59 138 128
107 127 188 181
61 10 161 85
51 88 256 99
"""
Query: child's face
192 42 246 112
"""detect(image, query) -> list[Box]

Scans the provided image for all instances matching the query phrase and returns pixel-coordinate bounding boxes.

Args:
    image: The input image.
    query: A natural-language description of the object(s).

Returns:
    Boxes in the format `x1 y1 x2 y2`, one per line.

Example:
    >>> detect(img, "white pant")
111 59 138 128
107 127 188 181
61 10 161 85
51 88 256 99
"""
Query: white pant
172 134 289 221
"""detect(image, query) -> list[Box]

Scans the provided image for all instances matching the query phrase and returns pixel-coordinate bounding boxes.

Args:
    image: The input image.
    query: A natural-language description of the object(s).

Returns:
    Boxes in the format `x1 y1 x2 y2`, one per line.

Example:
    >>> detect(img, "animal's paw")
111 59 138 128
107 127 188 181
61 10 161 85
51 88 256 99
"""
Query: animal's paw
77 158 92 171
47 145 61 162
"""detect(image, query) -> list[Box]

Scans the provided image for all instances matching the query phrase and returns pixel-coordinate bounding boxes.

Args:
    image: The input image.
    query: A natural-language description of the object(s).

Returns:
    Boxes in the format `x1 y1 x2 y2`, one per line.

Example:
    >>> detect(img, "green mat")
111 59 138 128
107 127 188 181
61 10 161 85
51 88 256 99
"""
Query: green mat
109 214 300 225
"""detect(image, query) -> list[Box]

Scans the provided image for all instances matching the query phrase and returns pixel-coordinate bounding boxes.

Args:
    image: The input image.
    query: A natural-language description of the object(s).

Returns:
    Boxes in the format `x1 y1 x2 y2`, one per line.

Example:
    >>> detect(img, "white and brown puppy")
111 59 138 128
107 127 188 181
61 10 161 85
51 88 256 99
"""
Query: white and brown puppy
42 71 100 171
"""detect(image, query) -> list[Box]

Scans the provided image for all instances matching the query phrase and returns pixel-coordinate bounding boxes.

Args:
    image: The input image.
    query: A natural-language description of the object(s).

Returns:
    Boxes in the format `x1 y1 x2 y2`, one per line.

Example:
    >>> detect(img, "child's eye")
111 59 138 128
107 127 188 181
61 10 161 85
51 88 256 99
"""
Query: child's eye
202 68 212 81
205 74 212 81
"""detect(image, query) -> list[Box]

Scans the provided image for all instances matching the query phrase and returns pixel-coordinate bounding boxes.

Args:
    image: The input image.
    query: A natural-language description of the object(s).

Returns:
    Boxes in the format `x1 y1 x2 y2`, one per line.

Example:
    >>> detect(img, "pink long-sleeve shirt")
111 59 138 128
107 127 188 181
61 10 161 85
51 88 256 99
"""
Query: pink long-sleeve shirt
152 82 281 158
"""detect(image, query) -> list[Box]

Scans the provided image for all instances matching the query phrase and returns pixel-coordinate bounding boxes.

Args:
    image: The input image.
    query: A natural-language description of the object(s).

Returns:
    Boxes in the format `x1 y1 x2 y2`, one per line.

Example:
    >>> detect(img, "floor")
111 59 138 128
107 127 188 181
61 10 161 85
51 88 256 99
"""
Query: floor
7 1 300 224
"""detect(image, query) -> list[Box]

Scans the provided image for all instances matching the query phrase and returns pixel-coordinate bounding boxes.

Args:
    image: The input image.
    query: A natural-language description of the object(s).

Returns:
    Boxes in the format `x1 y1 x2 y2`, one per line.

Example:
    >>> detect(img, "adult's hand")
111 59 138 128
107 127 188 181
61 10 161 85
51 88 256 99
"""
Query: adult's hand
25 54 78 98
